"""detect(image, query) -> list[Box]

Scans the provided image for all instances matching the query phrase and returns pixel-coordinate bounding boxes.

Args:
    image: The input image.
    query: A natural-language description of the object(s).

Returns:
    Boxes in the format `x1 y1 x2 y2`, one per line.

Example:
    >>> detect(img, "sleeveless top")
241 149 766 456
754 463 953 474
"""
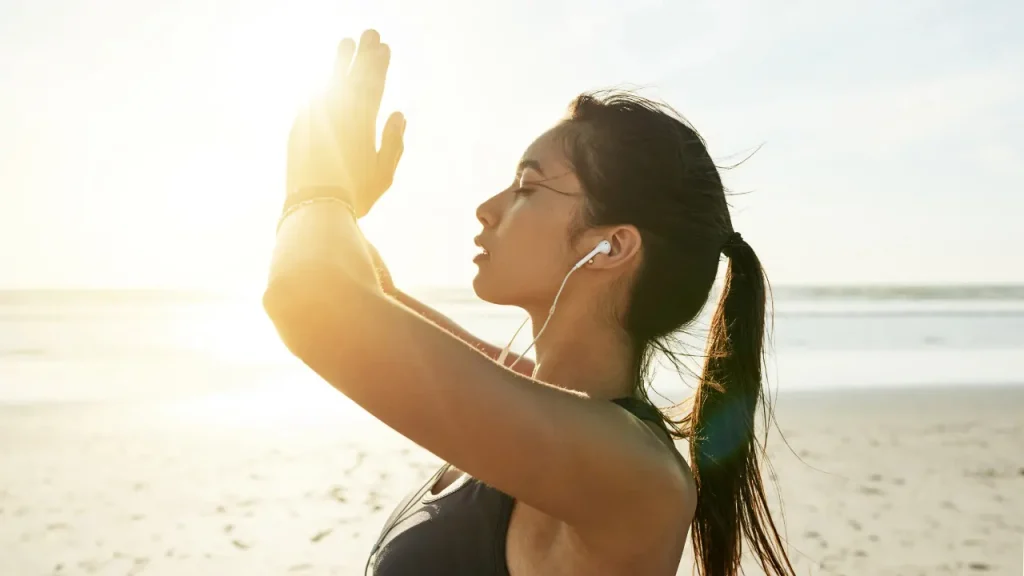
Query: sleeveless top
367 397 668 575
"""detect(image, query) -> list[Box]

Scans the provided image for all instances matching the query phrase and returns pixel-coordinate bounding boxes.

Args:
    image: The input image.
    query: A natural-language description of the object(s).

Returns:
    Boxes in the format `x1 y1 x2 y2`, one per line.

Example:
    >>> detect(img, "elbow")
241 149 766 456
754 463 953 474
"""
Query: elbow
263 274 298 330
262 265 346 357
262 271 319 358
262 266 382 363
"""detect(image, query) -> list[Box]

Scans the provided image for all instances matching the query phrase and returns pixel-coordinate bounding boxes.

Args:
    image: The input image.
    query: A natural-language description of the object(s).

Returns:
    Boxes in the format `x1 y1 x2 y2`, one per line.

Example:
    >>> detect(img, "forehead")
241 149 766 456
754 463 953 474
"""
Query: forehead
518 128 582 195
521 128 567 167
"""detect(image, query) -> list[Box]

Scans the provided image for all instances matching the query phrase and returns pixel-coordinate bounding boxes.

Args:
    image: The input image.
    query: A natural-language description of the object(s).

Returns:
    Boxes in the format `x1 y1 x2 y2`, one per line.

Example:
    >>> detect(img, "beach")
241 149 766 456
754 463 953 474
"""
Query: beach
2 386 1022 575
2 289 1024 574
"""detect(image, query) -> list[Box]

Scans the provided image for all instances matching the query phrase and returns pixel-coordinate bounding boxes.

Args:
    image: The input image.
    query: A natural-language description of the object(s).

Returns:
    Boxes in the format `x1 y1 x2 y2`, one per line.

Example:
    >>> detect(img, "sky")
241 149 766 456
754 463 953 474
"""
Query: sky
0 0 1021 292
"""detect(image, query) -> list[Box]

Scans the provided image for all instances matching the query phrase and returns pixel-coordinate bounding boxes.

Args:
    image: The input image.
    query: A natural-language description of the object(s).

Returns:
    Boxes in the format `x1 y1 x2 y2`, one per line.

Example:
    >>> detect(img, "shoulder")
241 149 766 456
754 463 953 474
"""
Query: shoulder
623 406 698 525
600 401 697 531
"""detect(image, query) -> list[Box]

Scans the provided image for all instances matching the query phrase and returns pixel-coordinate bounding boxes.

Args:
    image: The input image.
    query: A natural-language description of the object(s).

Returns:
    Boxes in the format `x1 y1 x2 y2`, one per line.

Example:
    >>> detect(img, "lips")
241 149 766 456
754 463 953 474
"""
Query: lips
473 236 490 261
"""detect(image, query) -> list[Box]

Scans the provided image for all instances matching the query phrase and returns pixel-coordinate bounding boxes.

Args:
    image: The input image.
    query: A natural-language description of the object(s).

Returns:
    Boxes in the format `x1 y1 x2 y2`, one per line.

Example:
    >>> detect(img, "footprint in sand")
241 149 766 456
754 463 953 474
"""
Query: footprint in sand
858 485 884 496
327 486 347 502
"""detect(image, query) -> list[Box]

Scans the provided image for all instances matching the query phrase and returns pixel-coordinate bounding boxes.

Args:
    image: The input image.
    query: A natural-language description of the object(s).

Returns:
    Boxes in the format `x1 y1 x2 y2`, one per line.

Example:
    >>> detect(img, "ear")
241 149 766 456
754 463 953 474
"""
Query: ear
581 225 642 270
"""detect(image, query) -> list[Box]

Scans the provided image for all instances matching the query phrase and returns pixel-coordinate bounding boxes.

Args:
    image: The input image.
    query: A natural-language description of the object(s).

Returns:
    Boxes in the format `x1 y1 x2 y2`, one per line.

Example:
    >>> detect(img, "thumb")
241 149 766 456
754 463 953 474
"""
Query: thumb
376 111 406 191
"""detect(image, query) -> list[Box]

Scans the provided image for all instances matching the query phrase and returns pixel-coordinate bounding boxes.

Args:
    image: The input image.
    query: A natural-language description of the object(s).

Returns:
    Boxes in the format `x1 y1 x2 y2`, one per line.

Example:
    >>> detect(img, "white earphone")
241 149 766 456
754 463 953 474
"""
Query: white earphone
499 240 612 371
572 239 612 270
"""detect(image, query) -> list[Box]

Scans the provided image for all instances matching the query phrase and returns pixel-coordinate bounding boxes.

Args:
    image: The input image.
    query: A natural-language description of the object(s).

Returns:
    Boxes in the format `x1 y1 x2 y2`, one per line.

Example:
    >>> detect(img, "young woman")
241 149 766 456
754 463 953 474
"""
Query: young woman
266 29 795 576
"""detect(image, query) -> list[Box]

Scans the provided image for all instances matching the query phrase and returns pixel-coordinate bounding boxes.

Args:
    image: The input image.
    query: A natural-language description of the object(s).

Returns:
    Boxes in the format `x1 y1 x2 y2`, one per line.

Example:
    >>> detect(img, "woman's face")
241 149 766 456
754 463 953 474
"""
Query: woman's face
472 129 590 308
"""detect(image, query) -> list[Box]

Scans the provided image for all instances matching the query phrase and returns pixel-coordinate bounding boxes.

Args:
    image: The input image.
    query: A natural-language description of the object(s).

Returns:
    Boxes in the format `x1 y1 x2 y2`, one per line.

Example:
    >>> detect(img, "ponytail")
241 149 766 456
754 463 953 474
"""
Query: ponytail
686 233 795 576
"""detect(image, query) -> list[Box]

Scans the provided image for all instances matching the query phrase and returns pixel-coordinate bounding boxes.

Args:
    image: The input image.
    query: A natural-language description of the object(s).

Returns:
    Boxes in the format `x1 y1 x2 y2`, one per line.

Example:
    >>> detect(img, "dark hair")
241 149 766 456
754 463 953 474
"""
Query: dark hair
556 90 794 576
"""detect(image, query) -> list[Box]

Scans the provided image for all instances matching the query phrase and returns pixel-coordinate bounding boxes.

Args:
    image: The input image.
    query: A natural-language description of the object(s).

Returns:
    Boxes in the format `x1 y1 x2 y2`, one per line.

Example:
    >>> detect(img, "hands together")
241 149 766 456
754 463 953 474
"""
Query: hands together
286 30 405 218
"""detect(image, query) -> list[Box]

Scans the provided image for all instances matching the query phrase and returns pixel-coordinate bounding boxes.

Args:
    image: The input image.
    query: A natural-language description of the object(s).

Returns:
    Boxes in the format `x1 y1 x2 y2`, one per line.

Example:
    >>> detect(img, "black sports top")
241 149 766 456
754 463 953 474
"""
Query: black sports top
367 397 667 575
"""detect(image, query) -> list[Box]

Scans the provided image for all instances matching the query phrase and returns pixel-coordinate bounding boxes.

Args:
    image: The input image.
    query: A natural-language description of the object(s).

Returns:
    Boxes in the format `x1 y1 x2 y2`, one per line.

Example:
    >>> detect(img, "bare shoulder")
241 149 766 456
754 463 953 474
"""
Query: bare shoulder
637 418 697 520
572 416 696 550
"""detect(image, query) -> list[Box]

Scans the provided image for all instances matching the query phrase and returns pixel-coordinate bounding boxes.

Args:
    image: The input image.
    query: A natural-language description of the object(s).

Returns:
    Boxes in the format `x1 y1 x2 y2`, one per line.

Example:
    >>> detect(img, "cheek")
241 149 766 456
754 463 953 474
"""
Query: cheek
475 207 569 302
501 205 554 255
502 209 573 283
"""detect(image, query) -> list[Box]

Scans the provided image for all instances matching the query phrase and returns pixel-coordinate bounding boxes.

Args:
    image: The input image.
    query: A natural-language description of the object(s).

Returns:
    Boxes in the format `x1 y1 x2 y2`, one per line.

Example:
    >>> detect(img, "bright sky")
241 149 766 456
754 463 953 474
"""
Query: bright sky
1 0 1021 293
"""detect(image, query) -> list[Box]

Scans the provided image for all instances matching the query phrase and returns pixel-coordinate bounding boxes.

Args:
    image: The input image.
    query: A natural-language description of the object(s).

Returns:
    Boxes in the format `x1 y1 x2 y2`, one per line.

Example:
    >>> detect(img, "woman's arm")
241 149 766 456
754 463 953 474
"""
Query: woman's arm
365 243 537 376
265 201 687 541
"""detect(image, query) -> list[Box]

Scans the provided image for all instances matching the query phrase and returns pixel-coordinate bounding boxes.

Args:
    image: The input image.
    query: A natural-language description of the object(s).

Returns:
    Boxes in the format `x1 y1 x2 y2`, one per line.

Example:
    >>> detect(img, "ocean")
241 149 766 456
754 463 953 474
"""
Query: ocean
2 287 1023 405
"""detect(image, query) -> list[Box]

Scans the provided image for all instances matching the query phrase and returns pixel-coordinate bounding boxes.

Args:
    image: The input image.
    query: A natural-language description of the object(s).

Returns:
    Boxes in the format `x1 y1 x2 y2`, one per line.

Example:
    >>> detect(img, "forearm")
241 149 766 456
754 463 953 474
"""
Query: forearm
392 291 492 353
268 201 383 300
392 290 536 373
364 243 498 357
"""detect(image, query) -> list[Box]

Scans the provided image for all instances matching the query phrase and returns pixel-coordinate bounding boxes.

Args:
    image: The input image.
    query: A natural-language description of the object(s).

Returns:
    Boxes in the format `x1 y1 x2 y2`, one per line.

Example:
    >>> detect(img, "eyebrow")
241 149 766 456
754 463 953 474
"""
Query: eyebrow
516 158 545 177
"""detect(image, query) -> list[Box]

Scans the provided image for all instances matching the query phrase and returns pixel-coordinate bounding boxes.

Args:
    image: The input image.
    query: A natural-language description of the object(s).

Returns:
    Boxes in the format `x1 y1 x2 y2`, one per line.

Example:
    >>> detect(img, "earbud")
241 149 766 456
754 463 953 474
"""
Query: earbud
572 240 612 270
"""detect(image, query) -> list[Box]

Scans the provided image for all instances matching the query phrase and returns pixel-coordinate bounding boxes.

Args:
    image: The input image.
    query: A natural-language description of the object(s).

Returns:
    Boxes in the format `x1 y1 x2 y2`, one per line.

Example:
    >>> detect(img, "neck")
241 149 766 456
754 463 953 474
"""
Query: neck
523 292 635 400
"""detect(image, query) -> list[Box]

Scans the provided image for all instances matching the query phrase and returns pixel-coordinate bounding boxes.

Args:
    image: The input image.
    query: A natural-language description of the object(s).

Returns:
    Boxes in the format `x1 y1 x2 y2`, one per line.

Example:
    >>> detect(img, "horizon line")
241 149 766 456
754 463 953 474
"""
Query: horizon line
2 282 1024 295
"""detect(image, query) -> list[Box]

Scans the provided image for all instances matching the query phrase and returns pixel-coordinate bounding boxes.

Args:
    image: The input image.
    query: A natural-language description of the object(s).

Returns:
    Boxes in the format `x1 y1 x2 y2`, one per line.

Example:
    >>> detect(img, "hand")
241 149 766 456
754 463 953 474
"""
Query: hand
286 29 406 217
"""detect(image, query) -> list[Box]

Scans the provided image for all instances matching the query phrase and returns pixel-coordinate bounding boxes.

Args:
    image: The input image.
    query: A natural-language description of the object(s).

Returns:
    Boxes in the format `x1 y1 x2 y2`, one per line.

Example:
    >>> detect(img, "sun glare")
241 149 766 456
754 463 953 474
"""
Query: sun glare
159 4 417 295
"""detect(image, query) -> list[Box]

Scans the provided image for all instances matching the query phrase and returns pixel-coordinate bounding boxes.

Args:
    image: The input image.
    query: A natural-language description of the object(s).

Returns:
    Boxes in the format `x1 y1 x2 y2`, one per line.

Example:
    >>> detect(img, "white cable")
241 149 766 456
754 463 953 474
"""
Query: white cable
504 264 580 372
496 240 609 373
496 316 529 365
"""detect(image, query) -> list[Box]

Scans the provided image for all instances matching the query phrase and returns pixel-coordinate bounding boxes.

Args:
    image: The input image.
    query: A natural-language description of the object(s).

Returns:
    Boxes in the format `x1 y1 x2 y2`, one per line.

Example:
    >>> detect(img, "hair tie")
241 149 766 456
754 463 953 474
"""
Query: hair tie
721 231 744 258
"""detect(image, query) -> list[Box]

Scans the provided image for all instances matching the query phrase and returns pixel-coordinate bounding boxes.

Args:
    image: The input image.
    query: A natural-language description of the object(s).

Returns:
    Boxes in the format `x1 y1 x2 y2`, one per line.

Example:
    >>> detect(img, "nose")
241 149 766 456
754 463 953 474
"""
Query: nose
475 191 502 229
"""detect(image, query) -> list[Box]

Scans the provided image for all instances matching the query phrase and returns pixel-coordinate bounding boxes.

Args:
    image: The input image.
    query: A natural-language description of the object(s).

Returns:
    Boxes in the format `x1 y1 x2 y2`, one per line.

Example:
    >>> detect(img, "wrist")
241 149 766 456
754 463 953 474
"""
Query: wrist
277 196 356 235
285 186 356 210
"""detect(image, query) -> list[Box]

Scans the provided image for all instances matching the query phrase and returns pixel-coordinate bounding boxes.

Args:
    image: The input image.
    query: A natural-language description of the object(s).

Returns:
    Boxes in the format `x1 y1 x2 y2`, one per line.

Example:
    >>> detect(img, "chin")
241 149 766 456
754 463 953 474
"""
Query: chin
472 270 515 306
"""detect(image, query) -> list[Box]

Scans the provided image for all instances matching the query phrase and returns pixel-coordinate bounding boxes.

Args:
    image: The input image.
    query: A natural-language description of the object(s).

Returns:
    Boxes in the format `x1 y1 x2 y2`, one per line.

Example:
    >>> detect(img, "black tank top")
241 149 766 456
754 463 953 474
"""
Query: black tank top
367 397 667 575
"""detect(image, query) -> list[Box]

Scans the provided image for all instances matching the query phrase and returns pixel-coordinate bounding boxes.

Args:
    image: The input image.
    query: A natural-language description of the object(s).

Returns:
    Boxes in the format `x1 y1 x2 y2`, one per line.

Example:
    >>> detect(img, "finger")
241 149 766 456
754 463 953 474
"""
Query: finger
327 38 357 133
376 111 406 190
348 36 389 151
332 38 356 85
358 29 381 51
349 30 380 85
353 43 390 134
367 43 391 103
349 31 386 96
368 112 405 207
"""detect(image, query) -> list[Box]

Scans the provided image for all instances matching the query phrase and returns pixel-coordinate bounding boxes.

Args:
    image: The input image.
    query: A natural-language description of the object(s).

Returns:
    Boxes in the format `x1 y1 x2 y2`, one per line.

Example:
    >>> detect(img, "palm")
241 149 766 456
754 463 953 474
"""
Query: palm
286 30 405 217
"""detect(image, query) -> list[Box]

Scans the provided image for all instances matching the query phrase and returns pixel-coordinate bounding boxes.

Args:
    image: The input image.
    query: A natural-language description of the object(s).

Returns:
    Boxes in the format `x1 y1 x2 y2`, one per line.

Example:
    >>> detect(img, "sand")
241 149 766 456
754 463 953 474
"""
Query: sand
1 385 1022 575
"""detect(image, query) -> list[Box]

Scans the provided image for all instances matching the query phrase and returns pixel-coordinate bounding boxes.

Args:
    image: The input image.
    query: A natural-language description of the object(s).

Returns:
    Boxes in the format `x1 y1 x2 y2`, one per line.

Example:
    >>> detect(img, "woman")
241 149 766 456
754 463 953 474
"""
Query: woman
266 29 796 576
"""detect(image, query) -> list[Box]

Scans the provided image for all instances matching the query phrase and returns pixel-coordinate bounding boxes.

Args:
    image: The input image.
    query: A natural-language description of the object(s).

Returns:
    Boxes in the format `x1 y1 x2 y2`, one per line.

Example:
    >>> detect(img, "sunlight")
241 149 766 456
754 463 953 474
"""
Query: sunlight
190 3 422 294
164 380 368 430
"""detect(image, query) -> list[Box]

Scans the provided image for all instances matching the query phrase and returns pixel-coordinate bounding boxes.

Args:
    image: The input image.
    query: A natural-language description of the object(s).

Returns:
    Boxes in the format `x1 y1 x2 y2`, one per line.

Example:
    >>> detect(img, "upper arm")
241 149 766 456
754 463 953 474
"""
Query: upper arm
263 273 686 534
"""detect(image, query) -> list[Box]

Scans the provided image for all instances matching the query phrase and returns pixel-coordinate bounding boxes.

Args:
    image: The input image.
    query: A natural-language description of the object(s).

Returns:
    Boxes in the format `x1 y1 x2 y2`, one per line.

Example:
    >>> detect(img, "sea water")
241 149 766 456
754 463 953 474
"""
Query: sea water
1 288 1022 405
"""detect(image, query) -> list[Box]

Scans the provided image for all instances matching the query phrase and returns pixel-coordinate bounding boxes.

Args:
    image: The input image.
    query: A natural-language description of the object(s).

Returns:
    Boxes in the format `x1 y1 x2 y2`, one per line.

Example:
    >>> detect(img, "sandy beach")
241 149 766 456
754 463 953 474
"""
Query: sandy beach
2 385 1022 576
